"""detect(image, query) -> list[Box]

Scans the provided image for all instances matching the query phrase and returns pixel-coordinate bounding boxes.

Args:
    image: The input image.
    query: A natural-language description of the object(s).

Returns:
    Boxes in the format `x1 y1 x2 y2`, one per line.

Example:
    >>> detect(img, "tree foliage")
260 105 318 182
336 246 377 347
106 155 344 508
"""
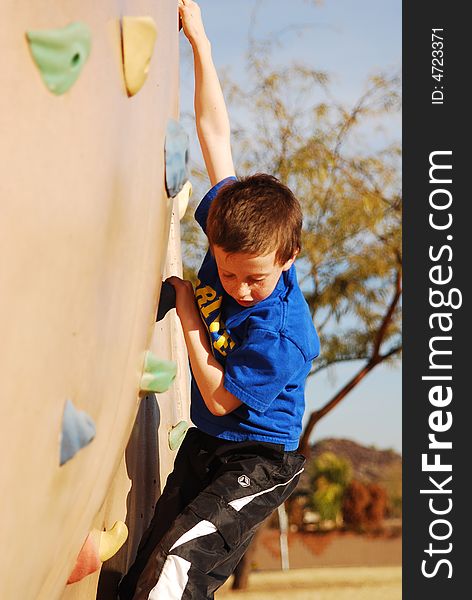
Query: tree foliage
342 480 388 531
228 41 402 374
307 451 352 523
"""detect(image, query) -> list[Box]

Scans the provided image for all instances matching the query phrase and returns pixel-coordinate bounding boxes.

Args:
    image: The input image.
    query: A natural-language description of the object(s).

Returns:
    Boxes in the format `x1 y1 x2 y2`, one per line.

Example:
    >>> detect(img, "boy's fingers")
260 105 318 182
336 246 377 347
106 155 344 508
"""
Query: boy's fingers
165 277 195 300
166 276 191 287
165 276 180 286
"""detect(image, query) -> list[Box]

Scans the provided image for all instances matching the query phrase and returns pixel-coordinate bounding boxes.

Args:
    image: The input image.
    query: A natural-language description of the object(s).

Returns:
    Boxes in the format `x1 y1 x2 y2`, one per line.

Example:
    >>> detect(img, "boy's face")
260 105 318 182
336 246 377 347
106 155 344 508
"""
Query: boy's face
213 245 295 307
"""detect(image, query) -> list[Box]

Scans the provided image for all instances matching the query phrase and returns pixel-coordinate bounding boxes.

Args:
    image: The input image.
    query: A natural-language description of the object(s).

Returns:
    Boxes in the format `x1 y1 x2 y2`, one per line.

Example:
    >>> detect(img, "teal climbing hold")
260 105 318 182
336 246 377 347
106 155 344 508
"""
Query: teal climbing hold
26 22 91 95
168 421 189 451
164 119 189 198
140 351 177 393
60 399 96 465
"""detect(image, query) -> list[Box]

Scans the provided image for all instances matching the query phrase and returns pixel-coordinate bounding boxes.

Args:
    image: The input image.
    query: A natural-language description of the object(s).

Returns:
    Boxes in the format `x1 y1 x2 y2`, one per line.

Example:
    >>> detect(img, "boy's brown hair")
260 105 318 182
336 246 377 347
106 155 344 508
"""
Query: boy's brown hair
206 174 302 265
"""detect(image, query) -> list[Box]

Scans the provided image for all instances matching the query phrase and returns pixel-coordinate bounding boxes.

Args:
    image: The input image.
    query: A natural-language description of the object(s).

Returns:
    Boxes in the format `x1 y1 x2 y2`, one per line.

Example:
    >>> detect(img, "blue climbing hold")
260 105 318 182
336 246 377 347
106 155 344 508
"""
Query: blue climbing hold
60 399 96 465
164 119 189 198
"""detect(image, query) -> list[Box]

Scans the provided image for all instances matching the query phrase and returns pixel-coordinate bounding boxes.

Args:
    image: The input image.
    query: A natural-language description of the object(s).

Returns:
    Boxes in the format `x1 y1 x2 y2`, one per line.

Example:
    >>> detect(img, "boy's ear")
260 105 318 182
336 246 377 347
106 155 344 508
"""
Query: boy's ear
281 248 299 271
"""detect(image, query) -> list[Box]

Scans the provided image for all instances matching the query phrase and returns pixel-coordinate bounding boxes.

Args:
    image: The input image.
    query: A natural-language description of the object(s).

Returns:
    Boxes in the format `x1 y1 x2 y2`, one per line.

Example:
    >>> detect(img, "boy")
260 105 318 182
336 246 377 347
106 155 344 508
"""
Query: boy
118 1 319 598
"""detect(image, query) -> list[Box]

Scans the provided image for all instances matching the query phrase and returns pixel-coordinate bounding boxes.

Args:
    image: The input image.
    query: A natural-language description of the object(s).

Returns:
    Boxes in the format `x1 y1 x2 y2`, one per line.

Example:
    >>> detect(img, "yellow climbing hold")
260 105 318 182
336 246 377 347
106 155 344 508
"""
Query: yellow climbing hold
169 420 189 451
121 16 157 97
176 180 193 220
99 521 129 562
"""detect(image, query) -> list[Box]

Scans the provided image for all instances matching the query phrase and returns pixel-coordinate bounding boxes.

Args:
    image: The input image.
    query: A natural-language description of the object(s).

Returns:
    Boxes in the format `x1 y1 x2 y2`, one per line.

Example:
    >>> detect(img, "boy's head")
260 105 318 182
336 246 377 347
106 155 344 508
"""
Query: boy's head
207 174 302 307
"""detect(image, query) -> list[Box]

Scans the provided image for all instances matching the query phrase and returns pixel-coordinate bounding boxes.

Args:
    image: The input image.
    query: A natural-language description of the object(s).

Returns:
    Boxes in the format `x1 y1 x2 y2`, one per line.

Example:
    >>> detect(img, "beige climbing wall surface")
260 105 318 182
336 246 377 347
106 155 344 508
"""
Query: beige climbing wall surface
92 210 191 600
0 1 191 599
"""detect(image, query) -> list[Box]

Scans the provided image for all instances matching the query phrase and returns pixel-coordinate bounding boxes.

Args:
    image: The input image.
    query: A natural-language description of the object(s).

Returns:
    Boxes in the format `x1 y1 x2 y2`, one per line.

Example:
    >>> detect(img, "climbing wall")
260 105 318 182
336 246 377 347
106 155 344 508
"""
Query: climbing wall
0 1 191 599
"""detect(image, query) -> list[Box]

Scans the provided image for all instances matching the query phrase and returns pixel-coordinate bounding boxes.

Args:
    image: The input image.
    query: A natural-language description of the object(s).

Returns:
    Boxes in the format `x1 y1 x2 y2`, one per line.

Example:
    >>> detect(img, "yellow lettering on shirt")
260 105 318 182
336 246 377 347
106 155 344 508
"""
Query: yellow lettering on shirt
194 281 237 358
195 285 217 308
201 297 222 319
213 332 229 350
209 321 220 333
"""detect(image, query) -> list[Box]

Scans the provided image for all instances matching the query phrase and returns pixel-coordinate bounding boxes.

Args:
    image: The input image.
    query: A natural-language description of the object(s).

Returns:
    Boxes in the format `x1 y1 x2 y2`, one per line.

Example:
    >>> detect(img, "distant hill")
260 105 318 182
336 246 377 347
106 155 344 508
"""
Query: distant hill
309 438 401 483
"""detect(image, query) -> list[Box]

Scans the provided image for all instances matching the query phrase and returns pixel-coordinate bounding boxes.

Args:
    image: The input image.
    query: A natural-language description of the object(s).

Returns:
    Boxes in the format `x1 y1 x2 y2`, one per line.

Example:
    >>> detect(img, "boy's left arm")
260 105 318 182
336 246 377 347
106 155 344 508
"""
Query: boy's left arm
179 0 235 186
167 276 242 417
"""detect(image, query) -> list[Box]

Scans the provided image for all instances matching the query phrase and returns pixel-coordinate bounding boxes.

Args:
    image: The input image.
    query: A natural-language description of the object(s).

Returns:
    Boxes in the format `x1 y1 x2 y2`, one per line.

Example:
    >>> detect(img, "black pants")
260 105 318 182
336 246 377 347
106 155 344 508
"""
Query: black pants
118 428 305 600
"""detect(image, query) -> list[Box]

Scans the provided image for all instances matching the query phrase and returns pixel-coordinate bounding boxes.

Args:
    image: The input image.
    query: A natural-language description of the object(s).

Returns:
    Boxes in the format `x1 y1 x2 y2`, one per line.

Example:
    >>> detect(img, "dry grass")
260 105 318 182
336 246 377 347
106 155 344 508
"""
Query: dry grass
216 566 402 600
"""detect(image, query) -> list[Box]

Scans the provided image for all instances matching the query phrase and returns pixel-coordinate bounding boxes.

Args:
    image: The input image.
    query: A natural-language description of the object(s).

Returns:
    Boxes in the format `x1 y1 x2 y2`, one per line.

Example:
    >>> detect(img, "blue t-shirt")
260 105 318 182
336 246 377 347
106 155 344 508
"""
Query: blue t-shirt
191 177 320 451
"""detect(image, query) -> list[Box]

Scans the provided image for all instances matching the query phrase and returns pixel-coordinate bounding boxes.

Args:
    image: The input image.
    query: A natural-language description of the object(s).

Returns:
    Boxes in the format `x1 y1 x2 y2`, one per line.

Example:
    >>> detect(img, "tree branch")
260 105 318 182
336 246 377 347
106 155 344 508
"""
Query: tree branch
371 269 402 360
379 344 402 361
300 360 374 455
308 354 372 377
300 342 401 456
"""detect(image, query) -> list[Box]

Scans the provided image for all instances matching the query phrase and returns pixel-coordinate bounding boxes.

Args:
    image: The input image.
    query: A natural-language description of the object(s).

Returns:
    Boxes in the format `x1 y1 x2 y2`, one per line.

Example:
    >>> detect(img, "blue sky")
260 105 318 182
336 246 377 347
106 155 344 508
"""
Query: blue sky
179 0 402 452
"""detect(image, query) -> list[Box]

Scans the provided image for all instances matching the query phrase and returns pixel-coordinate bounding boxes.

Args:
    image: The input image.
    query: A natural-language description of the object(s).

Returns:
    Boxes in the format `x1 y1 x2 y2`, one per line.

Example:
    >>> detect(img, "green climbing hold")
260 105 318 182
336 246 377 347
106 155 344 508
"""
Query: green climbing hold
140 351 177 393
26 22 91 95
168 421 189 451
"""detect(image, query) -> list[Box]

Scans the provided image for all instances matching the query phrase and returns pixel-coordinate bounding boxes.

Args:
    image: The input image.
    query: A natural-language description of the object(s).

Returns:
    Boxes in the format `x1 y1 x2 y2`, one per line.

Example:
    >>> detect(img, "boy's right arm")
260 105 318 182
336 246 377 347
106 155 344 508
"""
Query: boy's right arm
179 0 235 186
166 275 243 417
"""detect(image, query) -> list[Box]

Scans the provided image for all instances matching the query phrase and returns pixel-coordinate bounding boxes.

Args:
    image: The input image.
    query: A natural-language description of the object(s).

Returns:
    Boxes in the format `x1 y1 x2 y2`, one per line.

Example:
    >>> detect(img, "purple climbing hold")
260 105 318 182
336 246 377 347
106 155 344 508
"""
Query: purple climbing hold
156 281 176 322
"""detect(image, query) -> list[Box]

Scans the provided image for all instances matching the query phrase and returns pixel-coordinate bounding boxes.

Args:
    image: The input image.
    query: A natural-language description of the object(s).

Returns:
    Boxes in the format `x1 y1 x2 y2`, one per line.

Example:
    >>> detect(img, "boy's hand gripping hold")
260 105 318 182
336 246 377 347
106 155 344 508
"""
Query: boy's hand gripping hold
178 0 206 46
